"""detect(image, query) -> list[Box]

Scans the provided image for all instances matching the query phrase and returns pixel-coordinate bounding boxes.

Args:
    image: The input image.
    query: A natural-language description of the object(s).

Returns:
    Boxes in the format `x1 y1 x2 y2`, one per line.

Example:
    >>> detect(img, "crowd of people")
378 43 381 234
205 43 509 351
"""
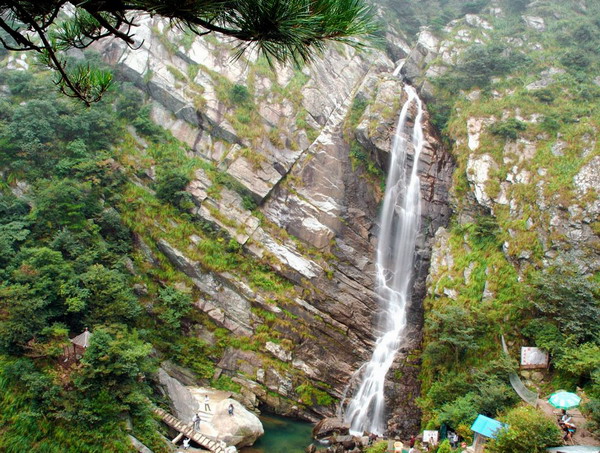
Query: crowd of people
366 430 469 452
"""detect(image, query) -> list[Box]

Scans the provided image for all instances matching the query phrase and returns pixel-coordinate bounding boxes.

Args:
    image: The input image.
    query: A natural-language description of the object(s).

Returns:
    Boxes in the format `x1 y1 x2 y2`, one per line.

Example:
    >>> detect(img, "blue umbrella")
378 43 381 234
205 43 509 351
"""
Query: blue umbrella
548 391 581 410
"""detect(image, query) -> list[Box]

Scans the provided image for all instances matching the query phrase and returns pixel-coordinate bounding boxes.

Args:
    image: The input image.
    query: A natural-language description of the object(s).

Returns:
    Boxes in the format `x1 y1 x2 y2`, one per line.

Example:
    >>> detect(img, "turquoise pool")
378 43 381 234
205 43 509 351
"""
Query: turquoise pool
240 413 320 453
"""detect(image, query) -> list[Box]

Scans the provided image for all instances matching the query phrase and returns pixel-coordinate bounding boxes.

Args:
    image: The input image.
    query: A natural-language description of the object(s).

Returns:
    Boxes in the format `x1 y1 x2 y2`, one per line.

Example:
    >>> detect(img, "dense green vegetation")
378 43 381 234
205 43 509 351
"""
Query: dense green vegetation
0 65 167 451
0 61 258 451
0 42 333 449
418 0 600 443
488 406 562 453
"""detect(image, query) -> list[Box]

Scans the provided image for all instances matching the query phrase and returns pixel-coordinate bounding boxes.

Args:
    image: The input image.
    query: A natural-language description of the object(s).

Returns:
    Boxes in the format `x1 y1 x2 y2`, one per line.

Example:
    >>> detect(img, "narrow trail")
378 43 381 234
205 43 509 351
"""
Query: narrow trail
537 398 600 446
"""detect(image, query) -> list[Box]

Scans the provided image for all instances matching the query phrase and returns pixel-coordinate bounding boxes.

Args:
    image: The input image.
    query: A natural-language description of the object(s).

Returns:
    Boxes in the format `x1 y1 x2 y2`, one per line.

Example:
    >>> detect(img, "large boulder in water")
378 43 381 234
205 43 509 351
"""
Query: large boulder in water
212 398 264 447
312 417 349 440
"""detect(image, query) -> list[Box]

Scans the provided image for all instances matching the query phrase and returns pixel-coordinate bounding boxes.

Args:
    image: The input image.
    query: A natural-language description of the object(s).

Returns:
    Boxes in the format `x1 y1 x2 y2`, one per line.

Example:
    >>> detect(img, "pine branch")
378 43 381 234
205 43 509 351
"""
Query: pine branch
0 0 378 103
0 16 40 51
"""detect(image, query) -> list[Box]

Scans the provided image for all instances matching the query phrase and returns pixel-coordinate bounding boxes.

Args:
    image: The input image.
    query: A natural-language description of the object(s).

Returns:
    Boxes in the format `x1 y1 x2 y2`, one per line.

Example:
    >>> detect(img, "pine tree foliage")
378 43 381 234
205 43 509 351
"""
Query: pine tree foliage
0 0 376 104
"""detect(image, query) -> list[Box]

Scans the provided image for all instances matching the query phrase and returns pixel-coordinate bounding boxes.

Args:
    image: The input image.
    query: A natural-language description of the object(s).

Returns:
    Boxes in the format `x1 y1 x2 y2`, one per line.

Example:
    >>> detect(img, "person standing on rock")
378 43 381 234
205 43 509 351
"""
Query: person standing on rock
204 394 211 412
228 403 234 416
192 412 200 431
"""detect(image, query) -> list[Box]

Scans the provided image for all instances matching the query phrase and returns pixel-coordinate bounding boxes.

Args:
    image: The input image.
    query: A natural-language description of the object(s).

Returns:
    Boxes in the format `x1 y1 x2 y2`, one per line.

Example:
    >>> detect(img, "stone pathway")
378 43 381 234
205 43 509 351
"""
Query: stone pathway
537 398 600 446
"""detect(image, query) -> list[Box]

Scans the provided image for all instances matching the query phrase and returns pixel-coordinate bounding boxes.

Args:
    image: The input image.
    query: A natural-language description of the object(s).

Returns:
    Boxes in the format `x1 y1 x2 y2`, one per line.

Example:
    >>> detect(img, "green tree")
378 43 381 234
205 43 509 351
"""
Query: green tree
157 286 193 329
0 284 51 352
154 168 193 210
132 105 166 140
31 179 101 233
436 393 480 430
0 220 29 268
116 83 144 121
96 208 131 255
72 264 141 325
424 305 479 364
487 406 561 453
530 264 600 344
0 247 75 351
0 0 376 103
74 325 154 424
77 326 153 391
446 43 530 90
229 84 252 105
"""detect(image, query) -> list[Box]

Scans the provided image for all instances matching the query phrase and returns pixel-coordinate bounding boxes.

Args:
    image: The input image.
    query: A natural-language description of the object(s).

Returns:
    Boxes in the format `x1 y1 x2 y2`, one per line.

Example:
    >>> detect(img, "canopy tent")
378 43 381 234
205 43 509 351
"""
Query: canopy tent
471 414 507 439
471 414 508 453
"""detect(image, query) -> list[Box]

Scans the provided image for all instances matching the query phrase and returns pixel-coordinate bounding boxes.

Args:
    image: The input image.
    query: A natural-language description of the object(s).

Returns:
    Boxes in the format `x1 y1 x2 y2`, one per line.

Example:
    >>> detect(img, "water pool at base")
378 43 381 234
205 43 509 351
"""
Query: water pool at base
240 413 319 453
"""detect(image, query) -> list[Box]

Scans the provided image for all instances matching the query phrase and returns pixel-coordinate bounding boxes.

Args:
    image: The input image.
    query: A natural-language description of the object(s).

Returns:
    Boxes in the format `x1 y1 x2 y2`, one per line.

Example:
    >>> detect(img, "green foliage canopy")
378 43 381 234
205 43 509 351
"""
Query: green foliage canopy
424 305 479 364
530 265 600 344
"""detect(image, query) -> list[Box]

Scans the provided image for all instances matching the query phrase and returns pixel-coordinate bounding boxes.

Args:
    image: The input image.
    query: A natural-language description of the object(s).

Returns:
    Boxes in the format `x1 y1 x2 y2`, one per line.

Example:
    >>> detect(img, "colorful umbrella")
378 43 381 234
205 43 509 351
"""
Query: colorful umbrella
548 391 581 409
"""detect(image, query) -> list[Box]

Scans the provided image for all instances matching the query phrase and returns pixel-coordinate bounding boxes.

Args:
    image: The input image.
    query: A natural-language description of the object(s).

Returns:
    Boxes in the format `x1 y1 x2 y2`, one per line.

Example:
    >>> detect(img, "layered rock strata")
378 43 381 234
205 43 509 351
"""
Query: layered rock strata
96 17 454 436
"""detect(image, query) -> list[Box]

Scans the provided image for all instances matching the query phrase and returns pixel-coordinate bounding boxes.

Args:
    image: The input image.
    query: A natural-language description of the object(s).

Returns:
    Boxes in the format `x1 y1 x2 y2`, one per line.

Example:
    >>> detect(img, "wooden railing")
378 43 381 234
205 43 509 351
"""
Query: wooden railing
153 407 227 453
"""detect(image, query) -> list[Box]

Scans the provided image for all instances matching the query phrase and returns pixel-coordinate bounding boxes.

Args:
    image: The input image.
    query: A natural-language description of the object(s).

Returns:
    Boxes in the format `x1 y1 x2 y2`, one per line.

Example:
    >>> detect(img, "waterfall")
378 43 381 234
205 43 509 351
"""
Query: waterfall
344 85 424 436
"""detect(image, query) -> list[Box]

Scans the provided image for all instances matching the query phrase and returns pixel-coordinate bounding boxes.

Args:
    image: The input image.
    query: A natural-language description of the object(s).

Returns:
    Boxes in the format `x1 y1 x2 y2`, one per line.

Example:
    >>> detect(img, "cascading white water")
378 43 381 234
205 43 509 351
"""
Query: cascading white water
344 85 424 436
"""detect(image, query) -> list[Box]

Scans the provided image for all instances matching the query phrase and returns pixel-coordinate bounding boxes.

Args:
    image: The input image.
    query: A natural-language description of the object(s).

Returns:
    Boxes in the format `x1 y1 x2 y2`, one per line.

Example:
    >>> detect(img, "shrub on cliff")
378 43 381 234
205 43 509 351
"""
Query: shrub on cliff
489 118 527 141
154 168 193 211
438 43 531 91
530 264 600 345
157 286 192 329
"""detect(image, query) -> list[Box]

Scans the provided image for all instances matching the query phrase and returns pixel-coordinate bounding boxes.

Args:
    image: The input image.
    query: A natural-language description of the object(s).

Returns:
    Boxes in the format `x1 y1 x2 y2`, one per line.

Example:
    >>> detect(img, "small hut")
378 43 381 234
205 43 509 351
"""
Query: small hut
470 414 507 453
63 328 92 361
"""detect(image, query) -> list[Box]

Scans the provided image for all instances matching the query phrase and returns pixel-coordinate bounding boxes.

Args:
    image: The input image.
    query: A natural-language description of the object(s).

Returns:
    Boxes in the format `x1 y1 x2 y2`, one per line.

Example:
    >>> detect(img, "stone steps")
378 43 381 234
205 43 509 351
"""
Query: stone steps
197 408 213 422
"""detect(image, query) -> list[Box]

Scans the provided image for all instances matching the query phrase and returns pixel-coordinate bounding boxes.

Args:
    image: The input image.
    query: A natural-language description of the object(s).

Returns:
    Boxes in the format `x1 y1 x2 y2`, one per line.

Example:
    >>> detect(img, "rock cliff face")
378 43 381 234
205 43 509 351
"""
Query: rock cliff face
400 9 600 282
95 16 453 435
396 3 600 426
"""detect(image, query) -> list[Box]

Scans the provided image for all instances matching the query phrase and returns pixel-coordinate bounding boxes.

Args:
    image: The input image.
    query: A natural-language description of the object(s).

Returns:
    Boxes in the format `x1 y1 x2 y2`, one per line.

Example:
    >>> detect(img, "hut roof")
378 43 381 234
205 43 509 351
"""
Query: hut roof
70 328 92 348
